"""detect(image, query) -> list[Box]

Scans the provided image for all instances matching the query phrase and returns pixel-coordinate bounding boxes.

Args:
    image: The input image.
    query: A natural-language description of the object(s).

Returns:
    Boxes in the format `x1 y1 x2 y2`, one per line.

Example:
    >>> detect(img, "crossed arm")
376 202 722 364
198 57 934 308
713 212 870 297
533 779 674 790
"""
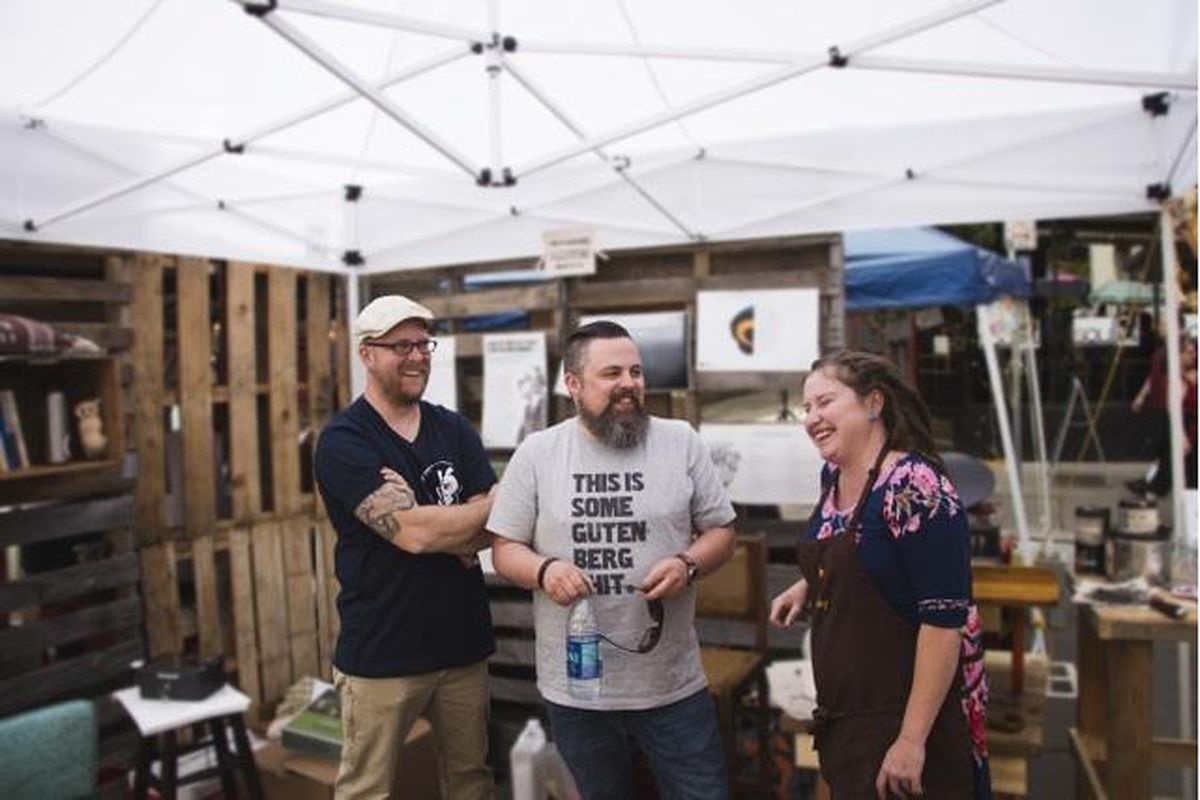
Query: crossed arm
354 467 494 555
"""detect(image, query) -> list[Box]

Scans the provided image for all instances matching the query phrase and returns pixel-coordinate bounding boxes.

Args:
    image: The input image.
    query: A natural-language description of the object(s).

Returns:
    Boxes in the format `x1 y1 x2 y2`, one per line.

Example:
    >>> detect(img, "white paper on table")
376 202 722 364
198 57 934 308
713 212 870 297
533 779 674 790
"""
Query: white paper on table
766 658 818 723
699 423 822 506
423 335 458 411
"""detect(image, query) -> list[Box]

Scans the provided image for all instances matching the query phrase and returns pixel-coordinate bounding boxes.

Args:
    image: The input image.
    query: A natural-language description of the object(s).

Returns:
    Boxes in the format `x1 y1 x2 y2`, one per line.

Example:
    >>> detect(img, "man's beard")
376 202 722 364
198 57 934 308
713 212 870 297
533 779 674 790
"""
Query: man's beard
578 390 649 449
377 368 427 406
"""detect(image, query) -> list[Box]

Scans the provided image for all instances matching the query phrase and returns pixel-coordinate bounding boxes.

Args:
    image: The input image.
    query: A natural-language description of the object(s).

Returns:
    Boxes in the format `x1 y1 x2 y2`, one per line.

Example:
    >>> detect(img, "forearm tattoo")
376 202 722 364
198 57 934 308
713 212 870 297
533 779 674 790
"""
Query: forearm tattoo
355 480 416 540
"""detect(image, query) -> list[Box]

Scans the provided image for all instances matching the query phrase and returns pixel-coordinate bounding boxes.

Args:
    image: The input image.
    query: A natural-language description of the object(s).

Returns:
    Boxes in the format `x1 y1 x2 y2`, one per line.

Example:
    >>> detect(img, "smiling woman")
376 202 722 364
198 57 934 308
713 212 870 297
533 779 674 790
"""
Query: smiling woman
771 350 990 800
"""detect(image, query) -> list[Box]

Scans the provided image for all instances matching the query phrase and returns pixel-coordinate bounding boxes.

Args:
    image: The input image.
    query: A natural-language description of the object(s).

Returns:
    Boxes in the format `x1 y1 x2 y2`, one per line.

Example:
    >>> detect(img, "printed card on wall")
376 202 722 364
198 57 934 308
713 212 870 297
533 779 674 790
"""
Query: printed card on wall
699 423 822 505
695 288 819 372
422 335 458 411
482 331 548 449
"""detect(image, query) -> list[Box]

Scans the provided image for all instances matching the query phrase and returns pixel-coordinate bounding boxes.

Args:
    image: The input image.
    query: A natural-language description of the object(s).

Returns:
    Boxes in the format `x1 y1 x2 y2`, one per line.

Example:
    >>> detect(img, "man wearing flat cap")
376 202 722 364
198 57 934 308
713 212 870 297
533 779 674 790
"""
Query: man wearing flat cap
315 295 496 799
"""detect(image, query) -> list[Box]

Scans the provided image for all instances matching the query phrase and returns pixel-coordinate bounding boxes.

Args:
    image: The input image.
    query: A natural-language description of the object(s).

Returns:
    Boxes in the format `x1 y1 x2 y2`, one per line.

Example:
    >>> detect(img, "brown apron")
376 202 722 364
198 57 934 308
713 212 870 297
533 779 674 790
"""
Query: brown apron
798 470 974 799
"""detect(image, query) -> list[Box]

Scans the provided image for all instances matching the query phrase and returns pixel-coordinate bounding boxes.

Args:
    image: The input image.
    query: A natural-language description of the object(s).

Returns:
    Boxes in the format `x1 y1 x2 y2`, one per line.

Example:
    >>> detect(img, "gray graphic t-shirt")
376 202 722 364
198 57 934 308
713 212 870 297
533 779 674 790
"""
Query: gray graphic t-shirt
487 416 735 710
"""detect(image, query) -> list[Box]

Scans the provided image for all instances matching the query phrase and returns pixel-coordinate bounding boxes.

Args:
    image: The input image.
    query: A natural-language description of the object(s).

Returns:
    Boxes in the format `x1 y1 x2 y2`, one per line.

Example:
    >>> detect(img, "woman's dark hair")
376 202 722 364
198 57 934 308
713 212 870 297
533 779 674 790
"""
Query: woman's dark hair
806 350 945 473
563 320 632 375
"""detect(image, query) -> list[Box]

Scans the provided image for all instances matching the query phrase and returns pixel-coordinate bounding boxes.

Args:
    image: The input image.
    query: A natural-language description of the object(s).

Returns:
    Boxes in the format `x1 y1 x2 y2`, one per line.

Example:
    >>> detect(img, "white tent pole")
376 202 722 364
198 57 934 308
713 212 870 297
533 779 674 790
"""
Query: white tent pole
516 39 1197 90
35 123 332 254
850 55 1195 91
978 302 1033 557
503 60 701 239
486 0 503 180
1159 206 1188 550
268 0 488 42
347 275 366 398
256 13 482 181
24 46 469 232
32 149 223 230
514 0 1001 178
1022 313 1054 540
1159 205 1194 800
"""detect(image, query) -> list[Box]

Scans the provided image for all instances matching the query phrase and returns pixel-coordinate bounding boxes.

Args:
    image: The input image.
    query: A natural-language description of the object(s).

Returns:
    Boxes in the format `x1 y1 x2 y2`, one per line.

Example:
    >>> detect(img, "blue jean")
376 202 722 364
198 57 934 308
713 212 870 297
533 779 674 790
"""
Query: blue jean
545 689 729 800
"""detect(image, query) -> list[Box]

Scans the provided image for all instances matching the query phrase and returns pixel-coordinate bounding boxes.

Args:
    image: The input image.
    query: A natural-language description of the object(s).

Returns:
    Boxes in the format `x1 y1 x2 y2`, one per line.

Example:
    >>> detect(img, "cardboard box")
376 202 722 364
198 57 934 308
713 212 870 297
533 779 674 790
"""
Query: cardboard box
257 718 441 800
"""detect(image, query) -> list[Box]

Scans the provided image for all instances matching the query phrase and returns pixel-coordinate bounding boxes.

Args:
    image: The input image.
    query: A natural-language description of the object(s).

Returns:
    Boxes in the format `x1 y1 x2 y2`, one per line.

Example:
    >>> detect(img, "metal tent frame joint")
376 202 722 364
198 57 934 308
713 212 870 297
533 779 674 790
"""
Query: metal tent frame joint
344 184 362 202
241 0 278 19
222 139 245 155
828 46 849 68
1142 92 1171 117
342 250 364 267
1146 183 1171 201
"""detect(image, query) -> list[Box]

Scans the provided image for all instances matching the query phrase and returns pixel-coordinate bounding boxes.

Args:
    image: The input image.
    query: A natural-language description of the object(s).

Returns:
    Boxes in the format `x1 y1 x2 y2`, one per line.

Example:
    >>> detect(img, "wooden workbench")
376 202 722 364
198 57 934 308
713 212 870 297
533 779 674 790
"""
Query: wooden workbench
1070 601 1198 800
973 564 1061 696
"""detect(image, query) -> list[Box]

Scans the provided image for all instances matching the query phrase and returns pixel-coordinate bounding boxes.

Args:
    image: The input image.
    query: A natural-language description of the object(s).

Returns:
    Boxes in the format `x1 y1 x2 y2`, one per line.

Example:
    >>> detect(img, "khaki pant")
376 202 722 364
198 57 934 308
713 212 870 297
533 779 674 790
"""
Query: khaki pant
333 660 493 800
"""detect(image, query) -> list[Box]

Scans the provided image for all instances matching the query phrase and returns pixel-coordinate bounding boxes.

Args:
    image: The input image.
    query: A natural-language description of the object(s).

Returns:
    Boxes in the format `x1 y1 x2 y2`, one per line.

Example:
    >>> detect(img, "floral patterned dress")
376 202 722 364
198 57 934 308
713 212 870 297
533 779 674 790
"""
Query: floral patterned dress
809 452 991 798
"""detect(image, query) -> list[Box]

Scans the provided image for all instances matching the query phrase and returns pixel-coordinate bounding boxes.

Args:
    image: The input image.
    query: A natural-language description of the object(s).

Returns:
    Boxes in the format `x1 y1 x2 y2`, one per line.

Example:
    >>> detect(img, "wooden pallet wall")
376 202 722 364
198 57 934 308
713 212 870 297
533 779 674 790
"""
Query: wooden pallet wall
0 247 141 776
129 256 350 717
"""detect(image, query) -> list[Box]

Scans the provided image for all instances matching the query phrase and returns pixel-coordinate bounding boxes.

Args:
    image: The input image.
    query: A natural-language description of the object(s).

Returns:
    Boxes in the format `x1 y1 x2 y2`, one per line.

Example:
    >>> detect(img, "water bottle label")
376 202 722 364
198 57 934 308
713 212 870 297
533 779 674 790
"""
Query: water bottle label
567 635 601 680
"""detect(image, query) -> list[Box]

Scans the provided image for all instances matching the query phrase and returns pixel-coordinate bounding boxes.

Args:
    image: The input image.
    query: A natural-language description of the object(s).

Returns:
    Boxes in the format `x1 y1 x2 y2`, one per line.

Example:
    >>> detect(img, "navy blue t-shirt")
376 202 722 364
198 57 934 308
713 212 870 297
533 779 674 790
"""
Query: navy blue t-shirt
314 397 497 677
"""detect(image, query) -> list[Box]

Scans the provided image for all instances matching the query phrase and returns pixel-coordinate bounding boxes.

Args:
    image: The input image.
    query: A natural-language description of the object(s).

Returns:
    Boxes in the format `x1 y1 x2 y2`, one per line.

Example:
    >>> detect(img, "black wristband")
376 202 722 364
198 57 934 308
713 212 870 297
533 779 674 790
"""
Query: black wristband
536 557 560 590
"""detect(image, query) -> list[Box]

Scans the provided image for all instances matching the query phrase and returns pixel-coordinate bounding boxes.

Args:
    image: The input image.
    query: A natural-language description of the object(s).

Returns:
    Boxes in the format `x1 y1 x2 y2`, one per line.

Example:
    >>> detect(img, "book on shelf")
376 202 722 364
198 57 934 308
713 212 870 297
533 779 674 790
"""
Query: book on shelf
0 391 28 469
280 687 342 759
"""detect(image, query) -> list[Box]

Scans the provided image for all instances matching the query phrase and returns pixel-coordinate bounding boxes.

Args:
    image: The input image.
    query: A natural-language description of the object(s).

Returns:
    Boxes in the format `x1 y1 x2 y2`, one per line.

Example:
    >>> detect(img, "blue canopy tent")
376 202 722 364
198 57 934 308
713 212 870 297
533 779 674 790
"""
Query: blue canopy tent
844 226 1044 557
844 227 1029 311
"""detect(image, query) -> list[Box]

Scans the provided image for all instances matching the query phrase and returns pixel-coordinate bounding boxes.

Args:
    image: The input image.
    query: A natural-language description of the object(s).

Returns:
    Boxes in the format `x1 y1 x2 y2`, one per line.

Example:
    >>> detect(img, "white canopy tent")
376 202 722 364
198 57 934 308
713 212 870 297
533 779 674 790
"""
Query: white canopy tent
0 0 1195 544
0 0 1194 274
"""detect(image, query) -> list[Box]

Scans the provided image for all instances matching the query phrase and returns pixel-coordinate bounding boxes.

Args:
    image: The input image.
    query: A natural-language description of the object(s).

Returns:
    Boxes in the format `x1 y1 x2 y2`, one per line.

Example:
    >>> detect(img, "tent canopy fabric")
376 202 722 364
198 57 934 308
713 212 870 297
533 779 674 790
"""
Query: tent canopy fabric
844 226 1029 310
0 0 1195 273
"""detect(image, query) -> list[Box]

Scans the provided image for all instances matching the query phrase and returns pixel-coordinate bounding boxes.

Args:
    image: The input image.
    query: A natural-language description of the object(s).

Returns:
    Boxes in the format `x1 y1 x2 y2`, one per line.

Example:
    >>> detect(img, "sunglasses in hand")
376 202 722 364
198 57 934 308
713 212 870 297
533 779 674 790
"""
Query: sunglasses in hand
595 597 664 654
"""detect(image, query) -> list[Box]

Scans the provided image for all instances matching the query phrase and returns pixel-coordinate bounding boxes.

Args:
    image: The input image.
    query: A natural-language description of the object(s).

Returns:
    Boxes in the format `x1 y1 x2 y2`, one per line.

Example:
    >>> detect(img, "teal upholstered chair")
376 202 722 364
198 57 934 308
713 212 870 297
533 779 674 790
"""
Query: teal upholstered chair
0 699 97 799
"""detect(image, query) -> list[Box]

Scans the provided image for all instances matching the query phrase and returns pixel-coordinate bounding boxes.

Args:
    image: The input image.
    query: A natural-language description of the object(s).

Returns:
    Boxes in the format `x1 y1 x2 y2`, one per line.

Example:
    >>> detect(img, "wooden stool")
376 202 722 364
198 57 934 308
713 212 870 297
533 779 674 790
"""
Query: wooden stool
114 684 263 800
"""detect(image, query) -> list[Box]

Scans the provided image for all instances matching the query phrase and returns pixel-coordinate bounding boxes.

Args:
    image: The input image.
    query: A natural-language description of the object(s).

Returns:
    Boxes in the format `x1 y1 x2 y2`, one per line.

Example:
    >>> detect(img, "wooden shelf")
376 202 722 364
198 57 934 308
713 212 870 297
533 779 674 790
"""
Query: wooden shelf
0 458 121 483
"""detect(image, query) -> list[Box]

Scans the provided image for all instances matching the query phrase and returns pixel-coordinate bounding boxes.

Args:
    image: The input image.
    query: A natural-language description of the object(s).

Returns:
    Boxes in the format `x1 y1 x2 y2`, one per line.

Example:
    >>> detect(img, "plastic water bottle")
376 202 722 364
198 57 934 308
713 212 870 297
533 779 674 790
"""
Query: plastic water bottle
510 718 548 800
566 597 601 700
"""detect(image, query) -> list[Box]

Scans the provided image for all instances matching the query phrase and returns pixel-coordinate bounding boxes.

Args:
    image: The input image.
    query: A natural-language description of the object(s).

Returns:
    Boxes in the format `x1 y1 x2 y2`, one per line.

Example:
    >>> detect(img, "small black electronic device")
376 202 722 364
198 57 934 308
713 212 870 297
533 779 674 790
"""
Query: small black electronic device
137 654 224 701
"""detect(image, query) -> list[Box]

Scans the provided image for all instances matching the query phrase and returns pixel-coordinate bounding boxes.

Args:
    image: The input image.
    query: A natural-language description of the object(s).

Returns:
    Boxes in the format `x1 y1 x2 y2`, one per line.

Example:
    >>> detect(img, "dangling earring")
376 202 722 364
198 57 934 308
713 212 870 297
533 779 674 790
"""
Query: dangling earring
868 410 879 422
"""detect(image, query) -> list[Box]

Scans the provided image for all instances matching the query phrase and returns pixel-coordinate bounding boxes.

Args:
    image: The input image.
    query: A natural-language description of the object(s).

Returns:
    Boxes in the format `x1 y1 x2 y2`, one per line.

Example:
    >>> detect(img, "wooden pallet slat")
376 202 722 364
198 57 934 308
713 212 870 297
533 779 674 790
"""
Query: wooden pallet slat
306 273 334 432
268 268 301 515
0 637 143 718
0 275 133 303
131 254 166 545
177 257 222 658
0 595 142 673
140 542 182 657
0 495 133 548
313 519 338 680
228 524 263 712
251 520 291 706
282 517 319 679
0 552 140 612
226 261 262 522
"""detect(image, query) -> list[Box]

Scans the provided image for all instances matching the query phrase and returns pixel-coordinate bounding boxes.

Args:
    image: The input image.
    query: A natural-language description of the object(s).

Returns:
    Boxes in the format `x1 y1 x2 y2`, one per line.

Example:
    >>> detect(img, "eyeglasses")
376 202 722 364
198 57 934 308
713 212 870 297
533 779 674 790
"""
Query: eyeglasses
597 598 663 654
364 339 438 357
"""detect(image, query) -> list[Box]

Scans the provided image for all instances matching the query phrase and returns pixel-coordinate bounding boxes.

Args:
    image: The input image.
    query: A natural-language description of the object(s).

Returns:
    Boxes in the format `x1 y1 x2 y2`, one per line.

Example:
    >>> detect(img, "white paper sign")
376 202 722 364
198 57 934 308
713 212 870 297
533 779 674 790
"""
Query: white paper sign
699 423 822 505
696 288 819 372
542 227 596 277
422 335 458 411
1004 219 1038 252
482 331 548 449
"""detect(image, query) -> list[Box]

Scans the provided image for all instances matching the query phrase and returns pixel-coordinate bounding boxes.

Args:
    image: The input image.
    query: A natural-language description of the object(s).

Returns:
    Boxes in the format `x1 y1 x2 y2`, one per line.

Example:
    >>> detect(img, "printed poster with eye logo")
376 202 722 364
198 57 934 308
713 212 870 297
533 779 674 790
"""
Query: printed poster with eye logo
482 331 548 449
695 288 819 372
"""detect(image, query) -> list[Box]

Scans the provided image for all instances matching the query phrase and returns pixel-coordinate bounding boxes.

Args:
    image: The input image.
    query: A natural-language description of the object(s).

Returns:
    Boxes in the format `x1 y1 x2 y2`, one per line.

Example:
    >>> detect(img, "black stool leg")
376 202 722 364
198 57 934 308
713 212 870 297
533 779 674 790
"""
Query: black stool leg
208 717 239 799
228 713 264 800
134 735 153 800
160 729 179 800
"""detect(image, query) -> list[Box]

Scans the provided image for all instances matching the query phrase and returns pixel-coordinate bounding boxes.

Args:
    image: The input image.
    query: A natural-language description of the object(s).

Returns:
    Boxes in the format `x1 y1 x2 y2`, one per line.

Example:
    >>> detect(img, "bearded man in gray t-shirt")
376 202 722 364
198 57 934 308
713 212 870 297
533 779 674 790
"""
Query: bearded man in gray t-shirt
489 320 737 800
